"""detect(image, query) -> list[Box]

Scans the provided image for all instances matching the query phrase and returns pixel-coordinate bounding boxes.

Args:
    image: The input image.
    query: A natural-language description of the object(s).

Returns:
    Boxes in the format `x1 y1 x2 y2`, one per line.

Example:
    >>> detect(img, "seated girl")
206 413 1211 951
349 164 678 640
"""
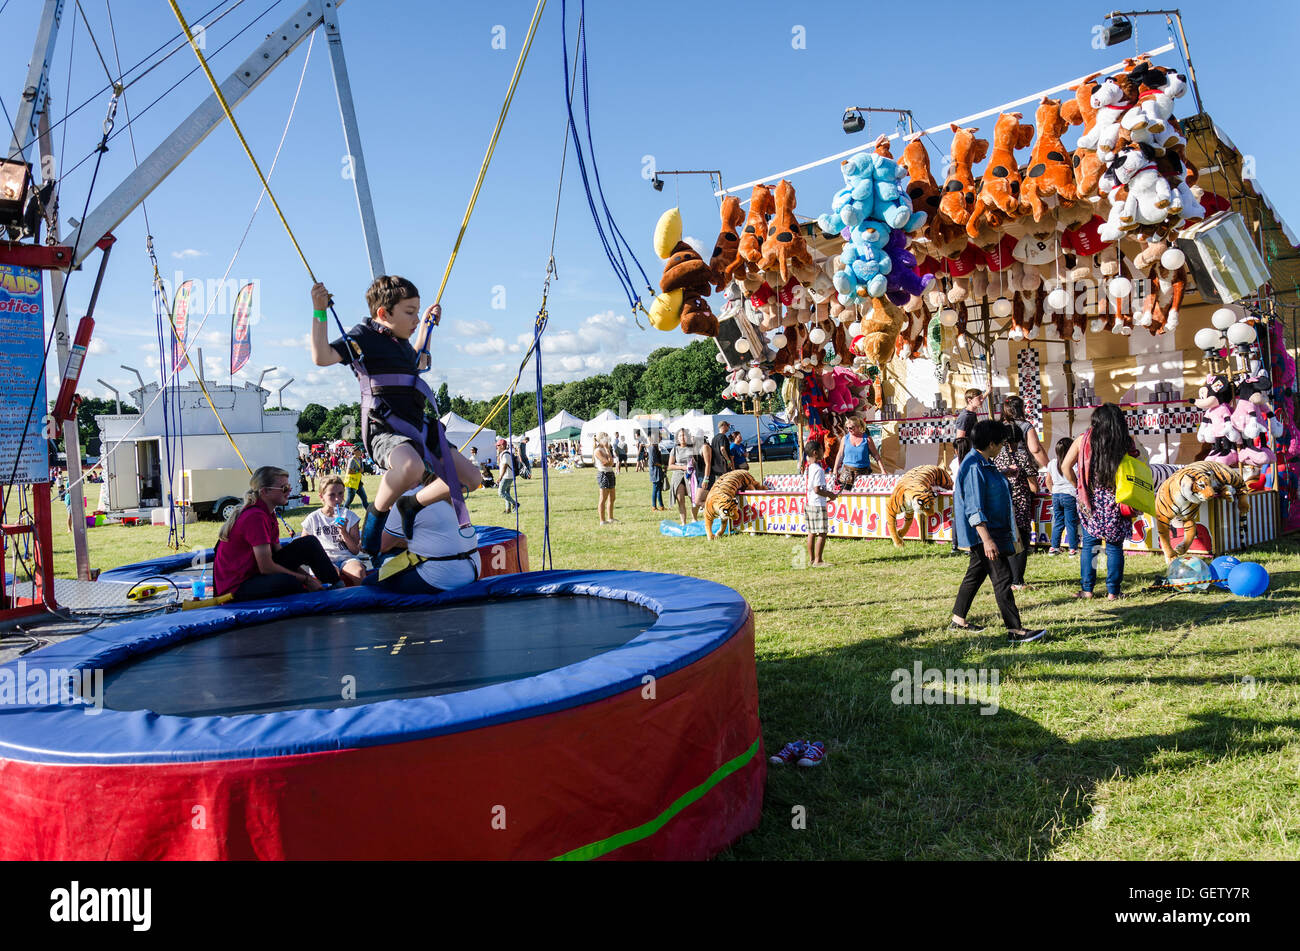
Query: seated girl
300 475 367 586
214 466 340 601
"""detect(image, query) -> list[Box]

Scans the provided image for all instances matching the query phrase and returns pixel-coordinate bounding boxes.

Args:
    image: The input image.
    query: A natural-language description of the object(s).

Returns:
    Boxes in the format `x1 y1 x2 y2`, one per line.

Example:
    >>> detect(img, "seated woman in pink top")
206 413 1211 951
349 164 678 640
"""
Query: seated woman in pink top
214 466 340 601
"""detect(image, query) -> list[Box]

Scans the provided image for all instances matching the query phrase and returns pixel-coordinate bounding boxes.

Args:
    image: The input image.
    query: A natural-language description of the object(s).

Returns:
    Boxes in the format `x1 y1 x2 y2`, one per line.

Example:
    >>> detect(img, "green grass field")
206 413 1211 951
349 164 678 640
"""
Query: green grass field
32 465 1300 859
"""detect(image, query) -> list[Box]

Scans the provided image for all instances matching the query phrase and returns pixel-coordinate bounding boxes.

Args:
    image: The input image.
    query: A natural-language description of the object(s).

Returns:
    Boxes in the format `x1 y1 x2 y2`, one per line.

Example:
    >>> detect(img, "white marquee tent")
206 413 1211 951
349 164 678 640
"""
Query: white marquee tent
523 410 587 460
441 412 497 461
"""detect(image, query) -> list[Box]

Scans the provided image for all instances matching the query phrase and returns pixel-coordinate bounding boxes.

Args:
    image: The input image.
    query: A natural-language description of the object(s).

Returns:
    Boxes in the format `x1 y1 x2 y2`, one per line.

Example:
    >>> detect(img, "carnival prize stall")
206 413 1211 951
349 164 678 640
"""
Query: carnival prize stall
644 47 1300 559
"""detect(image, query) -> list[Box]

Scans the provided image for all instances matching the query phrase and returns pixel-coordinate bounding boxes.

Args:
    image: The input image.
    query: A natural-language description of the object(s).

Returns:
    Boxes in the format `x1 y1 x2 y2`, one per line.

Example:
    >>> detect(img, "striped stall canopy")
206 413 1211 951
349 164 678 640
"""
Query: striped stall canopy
1177 211 1271 304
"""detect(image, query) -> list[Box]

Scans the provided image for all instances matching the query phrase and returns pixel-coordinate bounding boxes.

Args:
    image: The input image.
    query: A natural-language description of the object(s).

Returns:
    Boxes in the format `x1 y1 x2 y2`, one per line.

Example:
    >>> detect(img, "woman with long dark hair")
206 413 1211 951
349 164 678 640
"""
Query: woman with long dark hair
994 419 1040 590
1061 403 1142 599
1001 396 1050 468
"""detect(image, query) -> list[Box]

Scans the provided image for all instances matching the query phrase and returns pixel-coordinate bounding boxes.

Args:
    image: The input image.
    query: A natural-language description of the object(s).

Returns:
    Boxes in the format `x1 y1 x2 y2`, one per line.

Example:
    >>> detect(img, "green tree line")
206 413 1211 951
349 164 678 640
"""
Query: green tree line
296 339 761 441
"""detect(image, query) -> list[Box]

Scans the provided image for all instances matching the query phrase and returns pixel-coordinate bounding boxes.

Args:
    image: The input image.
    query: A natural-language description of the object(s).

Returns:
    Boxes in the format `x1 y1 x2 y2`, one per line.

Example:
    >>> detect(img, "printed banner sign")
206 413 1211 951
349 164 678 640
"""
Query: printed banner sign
897 418 955 444
171 280 195 373
230 282 253 375
0 263 49 484
736 488 1278 556
1123 403 1200 435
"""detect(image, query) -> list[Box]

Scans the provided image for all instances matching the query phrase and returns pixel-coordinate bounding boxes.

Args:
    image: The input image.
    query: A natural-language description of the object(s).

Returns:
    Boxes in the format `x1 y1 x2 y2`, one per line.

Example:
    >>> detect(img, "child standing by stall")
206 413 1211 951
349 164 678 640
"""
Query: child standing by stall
1047 437 1079 555
803 440 839 568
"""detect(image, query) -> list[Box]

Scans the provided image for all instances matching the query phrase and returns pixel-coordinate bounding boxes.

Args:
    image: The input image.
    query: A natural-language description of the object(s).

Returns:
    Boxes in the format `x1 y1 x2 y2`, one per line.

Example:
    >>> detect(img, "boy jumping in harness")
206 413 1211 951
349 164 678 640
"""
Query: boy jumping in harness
310 277 482 556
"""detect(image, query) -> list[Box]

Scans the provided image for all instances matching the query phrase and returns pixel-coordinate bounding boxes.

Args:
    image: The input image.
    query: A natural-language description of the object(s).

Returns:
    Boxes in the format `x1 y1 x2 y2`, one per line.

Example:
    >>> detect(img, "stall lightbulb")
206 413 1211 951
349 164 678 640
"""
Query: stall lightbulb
990 297 1013 318
715 352 727 364
848 321 862 336
734 338 751 354
770 332 787 349
1046 288 1070 310
1193 327 1221 352
1211 307 1237 330
1108 276 1132 299
763 378 777 393
939 308 958 327
1161 248 1186 270
809 328 827 345
1227 322 1257 347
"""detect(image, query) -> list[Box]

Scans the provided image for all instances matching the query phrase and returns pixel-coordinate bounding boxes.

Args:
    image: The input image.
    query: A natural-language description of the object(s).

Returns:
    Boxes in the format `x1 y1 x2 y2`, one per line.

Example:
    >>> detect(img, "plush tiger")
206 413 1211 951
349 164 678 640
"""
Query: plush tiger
1154 460 1250 562
703 469 762 539
886 465 953 547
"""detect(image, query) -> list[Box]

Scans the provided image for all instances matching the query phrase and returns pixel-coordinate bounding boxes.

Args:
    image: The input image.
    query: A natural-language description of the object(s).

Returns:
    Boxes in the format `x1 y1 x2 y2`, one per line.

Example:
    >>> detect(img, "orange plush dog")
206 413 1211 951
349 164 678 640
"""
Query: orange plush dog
965 112 1035 239
1020 97 1078 222
900 135 948 247
738 184 775 267
1061 73 1107 198
709 195 746 291
759 179 814 284
938 125 987 227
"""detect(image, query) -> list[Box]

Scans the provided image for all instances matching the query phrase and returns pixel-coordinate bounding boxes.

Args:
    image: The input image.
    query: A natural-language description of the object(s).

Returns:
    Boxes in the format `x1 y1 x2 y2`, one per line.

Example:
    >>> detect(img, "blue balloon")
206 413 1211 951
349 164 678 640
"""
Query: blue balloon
1167 556 1214 592
1227 562 1270 598
1210 555 1241 590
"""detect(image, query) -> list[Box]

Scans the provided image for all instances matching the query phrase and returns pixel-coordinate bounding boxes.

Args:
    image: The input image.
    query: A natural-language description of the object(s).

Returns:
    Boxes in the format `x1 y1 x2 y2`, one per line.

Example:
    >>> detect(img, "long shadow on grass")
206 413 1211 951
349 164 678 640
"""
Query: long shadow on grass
724 625 1300 860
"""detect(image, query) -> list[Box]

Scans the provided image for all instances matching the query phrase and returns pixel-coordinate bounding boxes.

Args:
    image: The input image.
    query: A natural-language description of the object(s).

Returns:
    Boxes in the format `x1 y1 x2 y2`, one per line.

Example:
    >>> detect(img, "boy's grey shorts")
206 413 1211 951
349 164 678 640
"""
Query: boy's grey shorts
370 431 429 473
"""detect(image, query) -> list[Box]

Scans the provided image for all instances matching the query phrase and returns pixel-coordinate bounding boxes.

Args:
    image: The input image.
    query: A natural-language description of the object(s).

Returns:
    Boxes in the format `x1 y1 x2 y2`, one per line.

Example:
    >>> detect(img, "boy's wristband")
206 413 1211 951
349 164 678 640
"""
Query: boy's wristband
313 309 327 322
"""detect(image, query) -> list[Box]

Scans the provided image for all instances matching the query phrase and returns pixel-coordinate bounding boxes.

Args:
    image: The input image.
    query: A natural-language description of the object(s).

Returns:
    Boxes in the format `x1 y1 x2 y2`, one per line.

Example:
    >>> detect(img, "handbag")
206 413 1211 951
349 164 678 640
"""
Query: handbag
1114 453 1156 516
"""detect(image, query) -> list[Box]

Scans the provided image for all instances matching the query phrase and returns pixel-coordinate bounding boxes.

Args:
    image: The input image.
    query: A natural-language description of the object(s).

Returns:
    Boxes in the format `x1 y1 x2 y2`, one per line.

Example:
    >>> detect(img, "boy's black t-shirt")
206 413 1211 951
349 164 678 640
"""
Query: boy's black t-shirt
330 320 426 424
954 409 978 438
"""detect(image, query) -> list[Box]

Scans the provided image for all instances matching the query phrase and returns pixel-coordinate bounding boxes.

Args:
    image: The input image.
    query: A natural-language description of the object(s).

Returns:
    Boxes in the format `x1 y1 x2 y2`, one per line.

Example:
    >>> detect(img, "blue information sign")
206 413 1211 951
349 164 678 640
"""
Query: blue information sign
0 263 48 485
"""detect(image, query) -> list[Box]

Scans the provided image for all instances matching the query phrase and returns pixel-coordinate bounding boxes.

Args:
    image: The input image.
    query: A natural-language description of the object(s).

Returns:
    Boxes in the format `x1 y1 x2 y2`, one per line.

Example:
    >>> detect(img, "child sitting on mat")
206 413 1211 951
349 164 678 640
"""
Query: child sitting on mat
310 276 482 555
300 475 367 586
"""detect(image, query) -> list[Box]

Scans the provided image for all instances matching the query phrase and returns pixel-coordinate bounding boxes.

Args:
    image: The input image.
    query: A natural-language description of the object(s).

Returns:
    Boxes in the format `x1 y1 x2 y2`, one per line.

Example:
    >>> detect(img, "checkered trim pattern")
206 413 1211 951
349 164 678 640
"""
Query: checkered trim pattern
1123 404 1200 436
1017 348 1042 429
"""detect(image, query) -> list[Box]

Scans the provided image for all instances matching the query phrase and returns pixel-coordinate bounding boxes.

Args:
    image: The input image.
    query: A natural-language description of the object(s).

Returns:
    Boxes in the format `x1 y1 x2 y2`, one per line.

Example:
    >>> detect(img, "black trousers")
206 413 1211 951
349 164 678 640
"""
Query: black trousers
952 547 1023 631
1008 547 1029 586
232 536 340 602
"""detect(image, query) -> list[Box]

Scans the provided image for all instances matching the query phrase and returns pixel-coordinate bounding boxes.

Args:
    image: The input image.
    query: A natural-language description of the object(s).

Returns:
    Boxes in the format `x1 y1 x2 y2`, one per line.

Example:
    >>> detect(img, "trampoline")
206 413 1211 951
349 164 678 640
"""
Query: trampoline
0 570 763 861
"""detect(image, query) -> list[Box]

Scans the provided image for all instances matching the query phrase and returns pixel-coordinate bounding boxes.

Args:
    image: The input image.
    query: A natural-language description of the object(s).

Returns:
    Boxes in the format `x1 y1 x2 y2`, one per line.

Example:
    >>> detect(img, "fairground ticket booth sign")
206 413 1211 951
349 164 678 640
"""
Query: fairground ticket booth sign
736 487 1278 556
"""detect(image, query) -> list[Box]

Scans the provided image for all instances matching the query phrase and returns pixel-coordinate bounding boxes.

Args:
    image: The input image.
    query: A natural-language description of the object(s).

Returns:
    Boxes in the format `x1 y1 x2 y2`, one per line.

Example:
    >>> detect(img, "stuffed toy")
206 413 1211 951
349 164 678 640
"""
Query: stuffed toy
702 470 762 539
938 124 988 228
1061 73 1107 200
1020 97 1079 223
1080 76 1132 163
937 243 985 304
835 233 891 300
900 135 948 248
885 465 953 547
709 195 746 291
1196 374 1241 464
1122 60 1189 152
965 112 1035 239
759 179 814 285
1153 460 1249 562
819 153 875 234
1232 370 1282 477
882 227 933 305
854 296 906 369
1132 237 1187 332
1098 143 1173 240
738 184 775 266
660 240 717 336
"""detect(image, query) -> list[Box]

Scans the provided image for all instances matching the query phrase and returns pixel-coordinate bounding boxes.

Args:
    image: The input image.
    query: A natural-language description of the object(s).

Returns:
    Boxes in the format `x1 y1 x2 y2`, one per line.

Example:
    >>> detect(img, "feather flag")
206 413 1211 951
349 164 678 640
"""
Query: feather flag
170 279 195 372
230 282 254 375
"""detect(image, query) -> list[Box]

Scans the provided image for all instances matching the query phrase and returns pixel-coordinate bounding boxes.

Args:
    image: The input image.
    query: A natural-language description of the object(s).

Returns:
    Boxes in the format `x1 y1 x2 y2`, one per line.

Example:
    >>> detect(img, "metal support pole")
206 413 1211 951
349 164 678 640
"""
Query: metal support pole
37 102 93 581
324 13 384 278
63 1 348 266
7 0 64 163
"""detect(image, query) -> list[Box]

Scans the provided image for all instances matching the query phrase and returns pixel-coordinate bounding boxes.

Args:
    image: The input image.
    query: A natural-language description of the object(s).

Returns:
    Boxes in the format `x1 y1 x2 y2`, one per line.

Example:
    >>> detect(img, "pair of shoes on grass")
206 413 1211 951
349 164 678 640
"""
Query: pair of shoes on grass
950 619 1046 644
769 740 824 767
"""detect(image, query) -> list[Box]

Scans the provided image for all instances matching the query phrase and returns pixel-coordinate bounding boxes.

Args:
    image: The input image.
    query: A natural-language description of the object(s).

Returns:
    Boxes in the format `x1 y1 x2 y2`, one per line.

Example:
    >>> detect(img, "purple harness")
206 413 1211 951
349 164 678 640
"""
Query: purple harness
354 367 471 530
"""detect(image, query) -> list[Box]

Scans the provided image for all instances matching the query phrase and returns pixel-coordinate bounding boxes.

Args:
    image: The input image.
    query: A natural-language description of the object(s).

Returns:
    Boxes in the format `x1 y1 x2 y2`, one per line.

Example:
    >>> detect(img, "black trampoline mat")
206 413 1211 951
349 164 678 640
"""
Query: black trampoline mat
101 596 658 716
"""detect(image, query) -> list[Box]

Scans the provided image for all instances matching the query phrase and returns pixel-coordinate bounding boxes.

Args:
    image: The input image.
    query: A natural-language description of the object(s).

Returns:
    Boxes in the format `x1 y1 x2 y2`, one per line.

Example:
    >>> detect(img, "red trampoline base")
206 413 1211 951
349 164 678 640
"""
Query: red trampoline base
0 615 762 860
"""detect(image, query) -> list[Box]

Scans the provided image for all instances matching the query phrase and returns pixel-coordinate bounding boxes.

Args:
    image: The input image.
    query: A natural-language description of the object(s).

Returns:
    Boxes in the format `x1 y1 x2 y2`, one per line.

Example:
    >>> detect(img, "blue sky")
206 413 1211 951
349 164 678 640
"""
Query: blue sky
3 0 1297 412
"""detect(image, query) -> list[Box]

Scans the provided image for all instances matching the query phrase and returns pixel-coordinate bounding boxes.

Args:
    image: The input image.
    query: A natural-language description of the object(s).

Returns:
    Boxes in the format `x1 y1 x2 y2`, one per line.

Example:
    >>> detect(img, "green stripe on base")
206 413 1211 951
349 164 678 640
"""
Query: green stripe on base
551 737 761 861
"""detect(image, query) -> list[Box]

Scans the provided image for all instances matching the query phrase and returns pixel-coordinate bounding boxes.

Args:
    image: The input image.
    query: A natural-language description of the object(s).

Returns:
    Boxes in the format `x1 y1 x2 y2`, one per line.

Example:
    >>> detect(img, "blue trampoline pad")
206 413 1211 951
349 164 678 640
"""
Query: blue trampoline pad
102 595 658 717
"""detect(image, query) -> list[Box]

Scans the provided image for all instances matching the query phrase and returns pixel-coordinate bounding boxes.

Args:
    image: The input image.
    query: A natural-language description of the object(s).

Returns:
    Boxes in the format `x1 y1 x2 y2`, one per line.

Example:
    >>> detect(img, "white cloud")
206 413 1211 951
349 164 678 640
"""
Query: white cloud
171 249 204 259
270 334 311 348
460 337 507 356
88 338 112 355
454 319 493 337
683 235 707 259
200 331 224 346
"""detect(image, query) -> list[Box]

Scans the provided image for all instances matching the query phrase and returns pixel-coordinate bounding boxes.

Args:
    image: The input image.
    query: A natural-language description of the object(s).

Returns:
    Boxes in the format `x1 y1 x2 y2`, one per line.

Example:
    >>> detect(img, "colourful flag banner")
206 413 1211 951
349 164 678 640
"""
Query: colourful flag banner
171 280 195 372
230 282 254 375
